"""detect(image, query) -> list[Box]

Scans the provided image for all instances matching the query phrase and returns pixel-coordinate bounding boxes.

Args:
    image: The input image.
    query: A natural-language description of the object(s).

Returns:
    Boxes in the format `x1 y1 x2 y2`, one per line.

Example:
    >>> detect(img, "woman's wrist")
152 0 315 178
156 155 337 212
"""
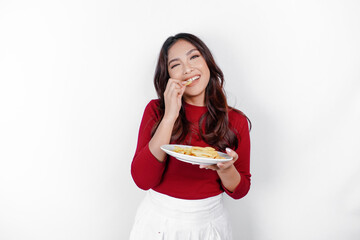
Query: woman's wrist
217 164 235 174
217 165 241 192
162 114 177 125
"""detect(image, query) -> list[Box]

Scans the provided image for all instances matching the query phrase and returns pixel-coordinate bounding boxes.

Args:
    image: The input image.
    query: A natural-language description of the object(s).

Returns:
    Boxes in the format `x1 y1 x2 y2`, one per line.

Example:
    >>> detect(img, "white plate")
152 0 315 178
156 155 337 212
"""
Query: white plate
160 144 233 165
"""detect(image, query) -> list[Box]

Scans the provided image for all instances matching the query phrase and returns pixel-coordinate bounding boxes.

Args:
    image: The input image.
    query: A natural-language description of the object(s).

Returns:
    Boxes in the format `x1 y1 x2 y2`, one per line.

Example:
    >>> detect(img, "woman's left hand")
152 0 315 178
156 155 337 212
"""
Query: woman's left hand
199 148 238 172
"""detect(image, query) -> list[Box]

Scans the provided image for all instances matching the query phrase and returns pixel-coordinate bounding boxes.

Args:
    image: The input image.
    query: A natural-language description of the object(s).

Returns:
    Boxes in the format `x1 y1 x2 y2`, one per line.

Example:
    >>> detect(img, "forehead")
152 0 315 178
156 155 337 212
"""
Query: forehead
168 40 197 60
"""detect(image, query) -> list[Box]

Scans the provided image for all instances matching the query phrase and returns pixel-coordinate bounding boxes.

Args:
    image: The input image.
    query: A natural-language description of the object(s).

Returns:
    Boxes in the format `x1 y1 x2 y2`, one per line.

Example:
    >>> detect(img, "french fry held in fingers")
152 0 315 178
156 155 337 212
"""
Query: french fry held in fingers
184 79 193 86
184 75 200 86
173 146 225 159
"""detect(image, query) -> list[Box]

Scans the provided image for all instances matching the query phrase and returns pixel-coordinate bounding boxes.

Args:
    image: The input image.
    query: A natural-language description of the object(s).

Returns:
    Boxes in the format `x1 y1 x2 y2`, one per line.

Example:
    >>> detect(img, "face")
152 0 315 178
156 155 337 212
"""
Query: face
167 40 210 105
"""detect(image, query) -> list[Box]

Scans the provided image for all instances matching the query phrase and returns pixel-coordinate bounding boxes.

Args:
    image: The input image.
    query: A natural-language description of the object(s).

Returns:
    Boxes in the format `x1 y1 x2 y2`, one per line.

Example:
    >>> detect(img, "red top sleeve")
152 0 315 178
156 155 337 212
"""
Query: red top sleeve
131 100 166 190
222 110 251 199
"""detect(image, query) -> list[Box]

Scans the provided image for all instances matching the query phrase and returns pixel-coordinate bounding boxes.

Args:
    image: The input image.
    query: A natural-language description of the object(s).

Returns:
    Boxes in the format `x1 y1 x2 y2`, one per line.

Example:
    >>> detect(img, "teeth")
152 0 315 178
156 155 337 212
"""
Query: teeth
185 76 200 86
190 76 200 81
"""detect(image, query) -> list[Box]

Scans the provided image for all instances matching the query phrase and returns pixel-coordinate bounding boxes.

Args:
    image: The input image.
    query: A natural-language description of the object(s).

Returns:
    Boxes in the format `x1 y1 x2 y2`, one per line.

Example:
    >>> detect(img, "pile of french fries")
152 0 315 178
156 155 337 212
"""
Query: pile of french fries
173 146 225 159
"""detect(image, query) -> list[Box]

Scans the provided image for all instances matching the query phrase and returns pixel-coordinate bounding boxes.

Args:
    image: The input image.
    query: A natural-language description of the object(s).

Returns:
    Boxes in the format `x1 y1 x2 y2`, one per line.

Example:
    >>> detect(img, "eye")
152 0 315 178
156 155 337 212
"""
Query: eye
170 64 179 69
190 54 200 60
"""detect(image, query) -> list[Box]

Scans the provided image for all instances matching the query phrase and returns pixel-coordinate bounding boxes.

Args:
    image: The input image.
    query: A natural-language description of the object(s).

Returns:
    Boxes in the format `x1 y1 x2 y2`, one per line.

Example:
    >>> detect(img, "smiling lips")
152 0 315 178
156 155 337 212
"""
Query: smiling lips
184 75 200 86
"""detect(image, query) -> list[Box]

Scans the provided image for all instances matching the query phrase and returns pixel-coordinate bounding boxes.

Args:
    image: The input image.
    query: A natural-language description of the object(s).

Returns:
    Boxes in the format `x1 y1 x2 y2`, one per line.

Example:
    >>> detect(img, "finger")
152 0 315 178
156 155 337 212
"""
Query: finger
177 87 186 100
168 84 180 95
170 87 184 100
167 78 183 87
216 161 234 169
168 81 185 96
168 80 181 90
169 83 184 96
179 84 186 95
165 82 182 97
165 79 181 92
199 164 217 171
217 163 225 169
226 148 238 160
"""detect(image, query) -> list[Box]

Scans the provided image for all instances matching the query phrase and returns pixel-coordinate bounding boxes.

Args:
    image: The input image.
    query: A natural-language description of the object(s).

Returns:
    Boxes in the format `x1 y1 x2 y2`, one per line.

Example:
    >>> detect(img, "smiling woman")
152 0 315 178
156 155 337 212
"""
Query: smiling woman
167 40 210 105
130 33 251 239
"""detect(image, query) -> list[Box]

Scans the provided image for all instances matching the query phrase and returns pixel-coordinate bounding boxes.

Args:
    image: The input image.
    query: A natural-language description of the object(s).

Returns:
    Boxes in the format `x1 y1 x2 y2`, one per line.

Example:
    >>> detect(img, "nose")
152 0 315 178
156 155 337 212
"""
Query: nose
183 62 193 75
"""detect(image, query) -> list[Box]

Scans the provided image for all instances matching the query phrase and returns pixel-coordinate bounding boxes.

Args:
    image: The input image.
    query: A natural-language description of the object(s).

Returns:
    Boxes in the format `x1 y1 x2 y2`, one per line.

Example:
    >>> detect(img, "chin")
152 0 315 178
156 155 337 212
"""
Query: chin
184 90 206 99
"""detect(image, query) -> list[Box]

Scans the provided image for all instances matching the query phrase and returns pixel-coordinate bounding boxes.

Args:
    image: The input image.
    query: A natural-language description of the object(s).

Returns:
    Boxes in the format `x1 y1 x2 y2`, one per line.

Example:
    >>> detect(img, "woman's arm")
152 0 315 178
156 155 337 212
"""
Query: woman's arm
131 79 186 190
148 118 176 162
199 114 251 199
131 100 168 190
148 78 186 162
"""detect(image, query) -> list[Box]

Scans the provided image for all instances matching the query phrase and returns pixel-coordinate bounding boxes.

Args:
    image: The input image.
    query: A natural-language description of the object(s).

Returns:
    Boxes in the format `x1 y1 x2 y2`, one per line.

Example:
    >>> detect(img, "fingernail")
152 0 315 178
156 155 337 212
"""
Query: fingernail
226 148 232 153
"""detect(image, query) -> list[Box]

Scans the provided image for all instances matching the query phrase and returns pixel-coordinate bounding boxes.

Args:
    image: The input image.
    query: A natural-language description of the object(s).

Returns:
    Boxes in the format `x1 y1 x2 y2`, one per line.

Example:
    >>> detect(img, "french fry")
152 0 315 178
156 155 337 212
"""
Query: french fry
173 146 225 159
184 79 193 86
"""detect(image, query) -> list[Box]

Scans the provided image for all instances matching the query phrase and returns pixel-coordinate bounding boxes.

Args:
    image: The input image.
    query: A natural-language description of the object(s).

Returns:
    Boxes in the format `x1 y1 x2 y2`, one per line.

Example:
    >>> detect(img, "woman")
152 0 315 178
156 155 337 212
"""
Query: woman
130 33 251 239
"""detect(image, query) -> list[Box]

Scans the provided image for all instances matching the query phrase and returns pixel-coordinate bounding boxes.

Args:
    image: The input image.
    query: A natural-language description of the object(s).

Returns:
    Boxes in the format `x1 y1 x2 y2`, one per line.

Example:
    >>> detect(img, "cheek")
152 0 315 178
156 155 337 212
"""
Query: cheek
200 64 210 80
198 60 210 75
168 69 182 79
201 77 210 89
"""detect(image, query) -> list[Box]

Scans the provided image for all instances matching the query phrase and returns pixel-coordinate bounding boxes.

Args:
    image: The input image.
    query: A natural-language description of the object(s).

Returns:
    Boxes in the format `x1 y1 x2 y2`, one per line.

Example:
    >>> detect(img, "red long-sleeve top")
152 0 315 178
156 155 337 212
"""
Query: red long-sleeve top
131 99 251 200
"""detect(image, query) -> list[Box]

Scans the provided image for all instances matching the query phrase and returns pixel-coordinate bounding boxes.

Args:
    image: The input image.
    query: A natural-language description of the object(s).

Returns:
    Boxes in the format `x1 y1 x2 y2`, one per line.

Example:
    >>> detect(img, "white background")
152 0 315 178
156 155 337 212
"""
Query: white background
1 0 359 239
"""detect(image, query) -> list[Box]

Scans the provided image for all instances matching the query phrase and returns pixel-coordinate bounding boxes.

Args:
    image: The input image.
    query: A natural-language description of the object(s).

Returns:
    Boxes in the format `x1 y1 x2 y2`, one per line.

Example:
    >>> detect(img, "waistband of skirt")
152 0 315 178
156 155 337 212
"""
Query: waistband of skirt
147 189 224 221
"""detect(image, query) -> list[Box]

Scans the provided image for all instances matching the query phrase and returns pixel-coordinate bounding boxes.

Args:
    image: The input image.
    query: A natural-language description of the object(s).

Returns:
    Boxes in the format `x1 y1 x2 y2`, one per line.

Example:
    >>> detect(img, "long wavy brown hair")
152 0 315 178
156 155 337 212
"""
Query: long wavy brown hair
152 33 250 151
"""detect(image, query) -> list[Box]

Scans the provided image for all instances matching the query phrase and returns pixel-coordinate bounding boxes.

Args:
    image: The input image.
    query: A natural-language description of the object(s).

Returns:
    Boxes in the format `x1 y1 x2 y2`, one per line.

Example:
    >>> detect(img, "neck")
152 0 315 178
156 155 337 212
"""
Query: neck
183 93 206 107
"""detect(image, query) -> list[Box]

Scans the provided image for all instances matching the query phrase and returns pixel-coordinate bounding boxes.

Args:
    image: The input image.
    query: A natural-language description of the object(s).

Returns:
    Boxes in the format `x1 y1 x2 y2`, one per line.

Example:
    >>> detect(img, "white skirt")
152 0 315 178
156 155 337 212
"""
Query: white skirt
129 190 232 240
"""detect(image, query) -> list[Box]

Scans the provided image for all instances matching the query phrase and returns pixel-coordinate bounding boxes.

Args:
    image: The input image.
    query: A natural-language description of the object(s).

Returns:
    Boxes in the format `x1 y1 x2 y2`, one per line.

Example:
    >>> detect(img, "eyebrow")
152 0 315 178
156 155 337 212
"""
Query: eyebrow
168 48 199 66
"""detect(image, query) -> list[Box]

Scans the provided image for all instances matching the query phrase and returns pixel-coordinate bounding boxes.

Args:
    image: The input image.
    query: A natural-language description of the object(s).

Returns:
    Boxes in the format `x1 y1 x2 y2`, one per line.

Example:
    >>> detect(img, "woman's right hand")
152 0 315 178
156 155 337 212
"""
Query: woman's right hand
163 78 186 123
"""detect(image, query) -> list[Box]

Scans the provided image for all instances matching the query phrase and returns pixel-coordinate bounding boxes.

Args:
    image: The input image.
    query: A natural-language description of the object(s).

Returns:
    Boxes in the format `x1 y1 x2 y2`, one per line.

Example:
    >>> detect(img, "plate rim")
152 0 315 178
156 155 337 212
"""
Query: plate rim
160 144 232 165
